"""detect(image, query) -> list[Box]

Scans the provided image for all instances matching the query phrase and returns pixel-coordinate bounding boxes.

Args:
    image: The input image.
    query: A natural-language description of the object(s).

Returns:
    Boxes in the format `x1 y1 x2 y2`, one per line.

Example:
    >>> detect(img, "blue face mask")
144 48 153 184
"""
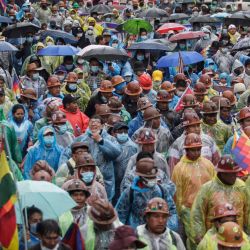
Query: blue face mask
115 82 126 91
65 64 74 70
137 55 144 61
116 133 128 143
59 124 67 134
81 172 94 184
68 83 77 91
106 17 111 22
91 66 99 73
30 223 38 234
43 135 54 146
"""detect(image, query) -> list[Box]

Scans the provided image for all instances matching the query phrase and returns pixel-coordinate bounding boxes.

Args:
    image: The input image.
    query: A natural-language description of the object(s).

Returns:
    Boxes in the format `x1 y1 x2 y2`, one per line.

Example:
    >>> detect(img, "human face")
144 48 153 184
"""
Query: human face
89 118 102 133
28 212 42 225
14 108 25 123
0 93 5 104
185 124 201 135
70 191 87 209
229 28 236 35
0 80 5 88
217 172 237 186
146 213 168 234
195 94 205 103
41 232 60 249
142 143 155 153
101 91 113 100
185 147 201 161
72 147 89 160
203 113 217 125
152 117 160 129
241 117 250 128
157 101 168 111
220 107 231 120
49 86 61 97
66 102 78 113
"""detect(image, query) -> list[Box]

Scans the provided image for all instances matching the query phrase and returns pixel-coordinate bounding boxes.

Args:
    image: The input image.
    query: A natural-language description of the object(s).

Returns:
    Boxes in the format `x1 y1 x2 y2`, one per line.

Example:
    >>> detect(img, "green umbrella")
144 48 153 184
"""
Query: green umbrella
122 18 153 35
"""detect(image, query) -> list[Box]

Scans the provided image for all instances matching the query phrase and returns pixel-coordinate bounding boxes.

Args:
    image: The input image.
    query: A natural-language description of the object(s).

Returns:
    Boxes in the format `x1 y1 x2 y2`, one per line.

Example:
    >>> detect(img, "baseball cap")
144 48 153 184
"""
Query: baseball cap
62 94 80 106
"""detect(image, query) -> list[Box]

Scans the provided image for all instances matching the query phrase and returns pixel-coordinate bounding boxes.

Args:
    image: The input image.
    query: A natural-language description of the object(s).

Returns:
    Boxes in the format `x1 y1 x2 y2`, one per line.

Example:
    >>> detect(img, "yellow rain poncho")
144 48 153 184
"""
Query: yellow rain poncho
190 176 250 245
83 17 103 36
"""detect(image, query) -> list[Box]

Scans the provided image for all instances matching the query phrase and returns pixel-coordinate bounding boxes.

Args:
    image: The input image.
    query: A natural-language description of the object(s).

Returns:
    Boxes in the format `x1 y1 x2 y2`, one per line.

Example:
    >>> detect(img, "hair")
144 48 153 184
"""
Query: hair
90 114 104 124
175 80 187 88
12 104 25 115
96 35 104 44
23 206 43 221
36 219 61 237
63 55 73 63
136 151 153 162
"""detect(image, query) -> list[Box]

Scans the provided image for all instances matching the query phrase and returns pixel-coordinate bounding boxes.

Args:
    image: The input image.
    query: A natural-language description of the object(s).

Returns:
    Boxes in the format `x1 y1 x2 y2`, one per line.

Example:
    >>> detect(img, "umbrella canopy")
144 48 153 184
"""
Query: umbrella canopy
77 45 129 61
224 12 250 25
128 39 174 51
2 22 40 38
189 16 220 23
0 15 13 23
0 41 18 52
157 23 185 34
138 7 168 18
232 37 250 51
40 30 78 45
157 51 204 67
90 4 112 14
16 180 77 222
168 13 189 21
121 18 153 35
211 12 231 19
37 45 79 56
169 31 205 42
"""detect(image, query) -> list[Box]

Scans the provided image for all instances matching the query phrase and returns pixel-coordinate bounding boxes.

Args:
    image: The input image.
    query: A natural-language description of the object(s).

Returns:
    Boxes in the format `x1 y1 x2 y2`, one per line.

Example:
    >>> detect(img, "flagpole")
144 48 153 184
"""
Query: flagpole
2 125 28 250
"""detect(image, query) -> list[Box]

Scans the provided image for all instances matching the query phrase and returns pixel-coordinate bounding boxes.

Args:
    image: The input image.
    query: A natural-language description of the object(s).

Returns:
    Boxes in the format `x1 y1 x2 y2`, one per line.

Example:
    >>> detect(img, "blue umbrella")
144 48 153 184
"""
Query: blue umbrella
37 45 79 56
0 15 13 23
211 12 231 19
157 51 204 68
0 41 18 52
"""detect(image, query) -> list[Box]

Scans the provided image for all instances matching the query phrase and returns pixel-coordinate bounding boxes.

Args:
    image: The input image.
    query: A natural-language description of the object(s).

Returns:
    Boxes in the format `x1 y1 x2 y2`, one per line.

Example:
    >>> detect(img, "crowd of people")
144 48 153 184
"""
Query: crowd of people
1 0 250 249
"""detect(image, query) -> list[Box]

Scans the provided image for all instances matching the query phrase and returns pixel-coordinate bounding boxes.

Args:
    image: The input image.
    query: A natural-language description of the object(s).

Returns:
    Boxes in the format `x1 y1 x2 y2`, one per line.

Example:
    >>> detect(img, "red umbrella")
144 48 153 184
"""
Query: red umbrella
169 31 206 42
156 23 185 35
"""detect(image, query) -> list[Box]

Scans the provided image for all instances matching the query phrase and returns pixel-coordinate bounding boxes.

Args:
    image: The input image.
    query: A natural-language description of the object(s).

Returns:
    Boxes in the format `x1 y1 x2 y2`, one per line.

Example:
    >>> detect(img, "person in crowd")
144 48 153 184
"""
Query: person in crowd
30 160 55 182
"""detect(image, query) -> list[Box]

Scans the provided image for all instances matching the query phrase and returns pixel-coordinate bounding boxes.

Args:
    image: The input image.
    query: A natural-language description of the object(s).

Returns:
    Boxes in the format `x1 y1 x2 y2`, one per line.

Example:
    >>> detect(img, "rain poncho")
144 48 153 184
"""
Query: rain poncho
24 126 63 179
103 61 121 77
194 28 212 54
0 97 13 118
137 224 186 250
204 58 218 72
109 36 124 49
168 133 220 175
236 89 250 111
74 129 121 200
128 111 144 138
83 17 104 36
53 126 75 148
116 176 178 231
190 176 250 244
213 50 234 74
231 59 245 78
201 120 232 152
8 104 33 156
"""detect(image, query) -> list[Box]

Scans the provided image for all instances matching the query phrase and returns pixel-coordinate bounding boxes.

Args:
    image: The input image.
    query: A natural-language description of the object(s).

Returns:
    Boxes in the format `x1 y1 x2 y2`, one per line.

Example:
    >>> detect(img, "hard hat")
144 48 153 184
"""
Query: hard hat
47 75 61 88
135 128 156 144
95 104 112 116
211 203 237 221
152 70 163 82
237 107 250 122
62 178 90 198
144 197 169 215
138 73 153 90
51 110 67 124
137 97 152 111
99 80 114 93
124 81 142 96
201 101 218 114
143 107 161 121
215 155 241 173
161 81 176 92
135 157 157 178
108 96 123 111
183 94 197 108
66 72 78 83
199 74 212 88
156 90 172 102
111 75 125 87
184 133 202 149
193 82 208 95
222 90 237 106
182 112 201 127
76 153 95 168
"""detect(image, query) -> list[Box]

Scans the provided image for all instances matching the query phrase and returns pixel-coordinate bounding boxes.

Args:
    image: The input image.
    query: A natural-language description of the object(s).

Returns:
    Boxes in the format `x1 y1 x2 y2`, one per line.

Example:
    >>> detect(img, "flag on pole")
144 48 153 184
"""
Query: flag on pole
178 51 184 74
0 150 18 250
231 130 250 170
12 73 20 97
174 86 193 112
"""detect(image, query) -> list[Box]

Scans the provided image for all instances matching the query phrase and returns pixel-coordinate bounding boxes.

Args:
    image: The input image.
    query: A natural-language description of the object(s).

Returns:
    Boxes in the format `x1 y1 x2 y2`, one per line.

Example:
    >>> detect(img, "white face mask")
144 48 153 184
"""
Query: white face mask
77 59 84 64
203 34 210 40
47 42 53 46
144 178 157 188
32 73 39 81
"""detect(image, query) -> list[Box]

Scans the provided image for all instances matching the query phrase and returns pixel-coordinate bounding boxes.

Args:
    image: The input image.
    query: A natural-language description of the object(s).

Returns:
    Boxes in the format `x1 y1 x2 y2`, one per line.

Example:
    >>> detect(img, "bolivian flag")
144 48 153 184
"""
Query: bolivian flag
0 150 18 250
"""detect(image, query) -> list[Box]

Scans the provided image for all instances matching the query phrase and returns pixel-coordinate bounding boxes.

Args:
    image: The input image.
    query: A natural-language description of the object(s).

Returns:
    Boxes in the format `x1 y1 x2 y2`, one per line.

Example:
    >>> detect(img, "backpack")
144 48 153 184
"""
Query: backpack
66 161 74 176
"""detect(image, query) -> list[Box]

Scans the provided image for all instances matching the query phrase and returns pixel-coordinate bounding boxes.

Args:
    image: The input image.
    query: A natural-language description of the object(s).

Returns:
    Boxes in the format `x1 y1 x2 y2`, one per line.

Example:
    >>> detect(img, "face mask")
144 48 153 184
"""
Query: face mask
221 48 228 54
65 64 74 70
77 59 84 64
81 171 94 184
91 66 99 73
59 7 65 12
35 35 40 41
68 83 77 91
30 223 37 234
106 17 111 22
203 34 210 40
116 133 128 143
43 135 54 146
144 178 157 188
47 42 53 46
153 80 162 88
179 44 186 49
112 43 118 48
41 243 59 250
32 73 39 81
140 35 147 40
10 16 15 20
27 37 33 43
77 33 83 38
137 55 144 61
58 75 65 81
124 76 132 82
59 124 67 134
176 90 184 97
193 11 199 16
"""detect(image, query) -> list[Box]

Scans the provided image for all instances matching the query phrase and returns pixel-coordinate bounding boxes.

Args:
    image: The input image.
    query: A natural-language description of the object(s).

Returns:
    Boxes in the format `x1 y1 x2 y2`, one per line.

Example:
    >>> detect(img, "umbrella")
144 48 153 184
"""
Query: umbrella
40 29 78 45
37 45 79 56
2 22 40 38
90 4 112 14
168 13 189 21
128 39 174 51
0 15 13 23
169 31 205 42
211 12 231 19
138 7 168 18
224 12 250 25
156 23 185 35
0 41 18 52
121 18 153 35
189 16 220 23
77 45 129 61
157 51 204 67
232 37 250 51
15 180 77 222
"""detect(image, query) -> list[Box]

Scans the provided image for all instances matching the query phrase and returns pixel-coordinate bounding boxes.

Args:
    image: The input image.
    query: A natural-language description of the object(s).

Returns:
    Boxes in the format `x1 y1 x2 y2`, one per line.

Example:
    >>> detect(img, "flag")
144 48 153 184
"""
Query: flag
62 223 85 250
0 0 6 12
0 150 18 250
231 130 250 170
12 73 20 97
174 86 193 112
178 51 184 74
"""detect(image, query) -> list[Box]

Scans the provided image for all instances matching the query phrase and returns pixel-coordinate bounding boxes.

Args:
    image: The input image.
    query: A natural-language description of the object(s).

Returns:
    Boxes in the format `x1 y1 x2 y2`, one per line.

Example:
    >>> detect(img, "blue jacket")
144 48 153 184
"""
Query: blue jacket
24 126 63 179
103 62 121 77
169 95 180 110
115 176 178 231
75 129 121 200
128 112 144 138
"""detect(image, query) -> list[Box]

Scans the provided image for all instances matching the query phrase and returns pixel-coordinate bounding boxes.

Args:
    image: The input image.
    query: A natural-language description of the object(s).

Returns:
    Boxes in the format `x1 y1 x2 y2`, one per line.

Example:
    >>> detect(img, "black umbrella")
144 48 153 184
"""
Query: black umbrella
138 7 168 18
2 22 40 38
232 37 250 51
90 4 112 14
168 13 189 21
0 16 13 23
40 30 77 45
224 12 250 26
189 16 220 23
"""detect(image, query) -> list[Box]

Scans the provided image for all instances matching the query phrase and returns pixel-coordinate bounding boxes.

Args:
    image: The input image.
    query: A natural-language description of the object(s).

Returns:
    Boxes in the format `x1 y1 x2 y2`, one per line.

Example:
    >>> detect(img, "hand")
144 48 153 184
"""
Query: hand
24 229 30 241
91 131 102 142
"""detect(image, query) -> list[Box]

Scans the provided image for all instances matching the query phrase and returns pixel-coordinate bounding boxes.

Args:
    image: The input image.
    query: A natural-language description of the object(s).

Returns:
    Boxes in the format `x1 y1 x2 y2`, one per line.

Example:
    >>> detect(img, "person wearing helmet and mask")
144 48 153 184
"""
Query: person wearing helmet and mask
42 75 64 100
201 101 232 152
197 203 250 250
132 106 173 155
172 133 215 249
191 155 250 246
193 82 209 108
161 81 180 110
111 75 127 99
168 109 220 174
116 153 178 231
24 126 63 179
137 198 185 250
198 74 219 98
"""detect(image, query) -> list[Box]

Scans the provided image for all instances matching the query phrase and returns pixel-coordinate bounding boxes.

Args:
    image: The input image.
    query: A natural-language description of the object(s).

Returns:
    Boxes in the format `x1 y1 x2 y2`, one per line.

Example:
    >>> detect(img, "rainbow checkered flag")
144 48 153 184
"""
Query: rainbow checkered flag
231 130 250 170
